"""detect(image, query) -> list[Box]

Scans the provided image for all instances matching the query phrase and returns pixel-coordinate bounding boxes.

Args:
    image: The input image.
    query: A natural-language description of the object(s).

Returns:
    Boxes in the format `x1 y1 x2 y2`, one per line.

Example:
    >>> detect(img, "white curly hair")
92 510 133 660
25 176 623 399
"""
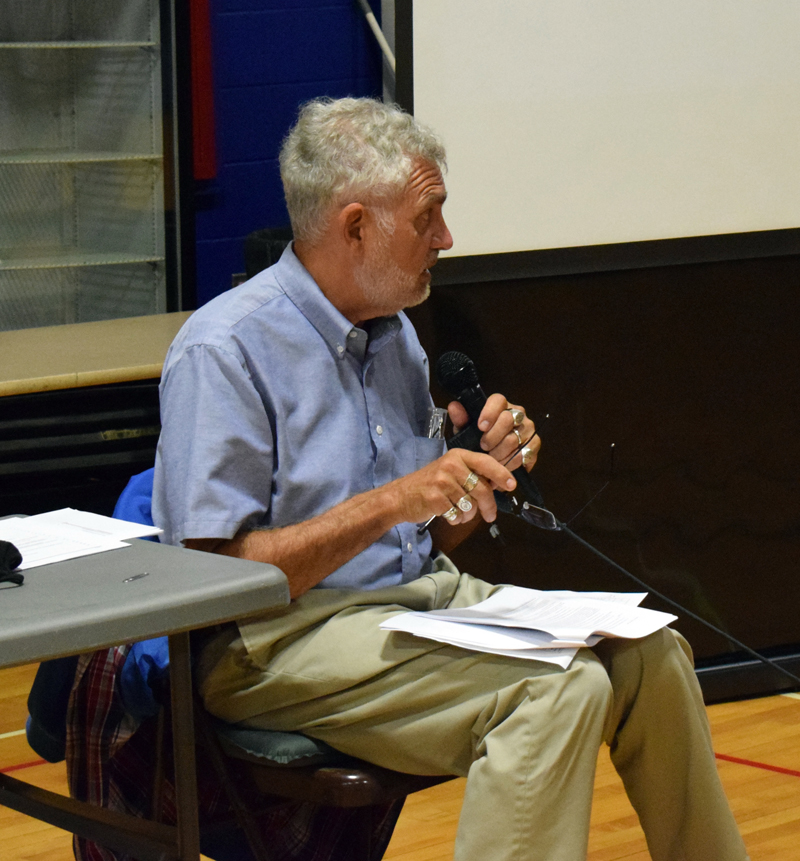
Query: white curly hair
279 97 447 243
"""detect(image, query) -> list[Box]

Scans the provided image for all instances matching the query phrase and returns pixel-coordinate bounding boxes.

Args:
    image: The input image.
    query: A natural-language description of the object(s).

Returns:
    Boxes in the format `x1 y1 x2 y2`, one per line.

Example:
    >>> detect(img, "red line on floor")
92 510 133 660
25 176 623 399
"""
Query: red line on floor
0 759 47 774
716 752 800 778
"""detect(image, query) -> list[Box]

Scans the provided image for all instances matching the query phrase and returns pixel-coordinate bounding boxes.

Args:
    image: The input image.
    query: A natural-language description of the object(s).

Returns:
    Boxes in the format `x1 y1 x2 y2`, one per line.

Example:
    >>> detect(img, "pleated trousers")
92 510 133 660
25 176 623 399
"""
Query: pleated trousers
197 559 748 861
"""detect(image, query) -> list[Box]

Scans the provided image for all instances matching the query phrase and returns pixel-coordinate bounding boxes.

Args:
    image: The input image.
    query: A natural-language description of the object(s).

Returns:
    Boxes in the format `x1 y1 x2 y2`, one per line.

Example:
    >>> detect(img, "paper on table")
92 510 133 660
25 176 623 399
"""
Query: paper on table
24 507 162 540
420 587 676 641
0 518 128 570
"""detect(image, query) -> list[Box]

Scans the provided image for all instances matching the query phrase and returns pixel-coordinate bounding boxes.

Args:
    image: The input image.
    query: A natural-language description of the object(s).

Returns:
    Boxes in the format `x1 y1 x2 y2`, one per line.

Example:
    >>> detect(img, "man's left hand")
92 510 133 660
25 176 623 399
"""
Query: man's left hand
447 393 540 472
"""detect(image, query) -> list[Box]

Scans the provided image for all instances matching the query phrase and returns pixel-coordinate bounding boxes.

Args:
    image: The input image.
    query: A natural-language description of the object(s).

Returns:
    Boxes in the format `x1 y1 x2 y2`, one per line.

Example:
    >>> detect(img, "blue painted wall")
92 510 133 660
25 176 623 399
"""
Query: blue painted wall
194 0 383 306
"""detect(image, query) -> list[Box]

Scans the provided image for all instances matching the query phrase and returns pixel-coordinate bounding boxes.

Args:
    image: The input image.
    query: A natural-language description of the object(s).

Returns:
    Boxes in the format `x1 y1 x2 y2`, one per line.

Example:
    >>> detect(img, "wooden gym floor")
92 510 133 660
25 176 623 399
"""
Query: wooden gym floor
2 663 799 860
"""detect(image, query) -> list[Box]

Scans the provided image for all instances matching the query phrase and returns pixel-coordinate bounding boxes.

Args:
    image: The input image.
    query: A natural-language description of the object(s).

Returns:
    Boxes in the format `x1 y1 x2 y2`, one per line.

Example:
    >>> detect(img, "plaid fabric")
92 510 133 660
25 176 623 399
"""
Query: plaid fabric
66 647 403 861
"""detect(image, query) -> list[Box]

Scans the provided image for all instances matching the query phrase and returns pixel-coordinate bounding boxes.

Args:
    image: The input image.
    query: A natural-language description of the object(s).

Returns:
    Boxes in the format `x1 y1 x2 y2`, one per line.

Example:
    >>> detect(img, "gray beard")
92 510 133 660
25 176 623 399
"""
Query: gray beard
354 236 429 317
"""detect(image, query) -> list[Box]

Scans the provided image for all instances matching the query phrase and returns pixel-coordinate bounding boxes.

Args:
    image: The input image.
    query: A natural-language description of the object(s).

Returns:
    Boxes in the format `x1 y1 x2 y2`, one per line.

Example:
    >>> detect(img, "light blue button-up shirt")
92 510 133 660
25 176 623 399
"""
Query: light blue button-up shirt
153 245 444 590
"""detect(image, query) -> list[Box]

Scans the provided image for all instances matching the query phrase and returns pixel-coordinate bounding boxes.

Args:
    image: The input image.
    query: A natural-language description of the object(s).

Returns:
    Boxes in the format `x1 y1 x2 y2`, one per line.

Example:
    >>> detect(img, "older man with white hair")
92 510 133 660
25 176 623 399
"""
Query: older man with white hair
153 97 748 861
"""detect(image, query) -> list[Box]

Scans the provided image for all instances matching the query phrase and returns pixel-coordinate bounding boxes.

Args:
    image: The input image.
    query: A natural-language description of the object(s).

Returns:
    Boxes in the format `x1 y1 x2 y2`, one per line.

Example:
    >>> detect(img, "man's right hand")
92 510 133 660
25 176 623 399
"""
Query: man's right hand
184 449 515 599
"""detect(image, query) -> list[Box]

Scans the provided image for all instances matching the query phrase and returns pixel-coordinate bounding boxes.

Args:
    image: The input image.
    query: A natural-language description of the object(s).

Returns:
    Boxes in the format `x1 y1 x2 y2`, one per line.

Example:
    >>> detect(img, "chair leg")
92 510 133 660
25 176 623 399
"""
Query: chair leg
150 707 166 822
353 806 376 861
351 801 406 861
193 700 276 861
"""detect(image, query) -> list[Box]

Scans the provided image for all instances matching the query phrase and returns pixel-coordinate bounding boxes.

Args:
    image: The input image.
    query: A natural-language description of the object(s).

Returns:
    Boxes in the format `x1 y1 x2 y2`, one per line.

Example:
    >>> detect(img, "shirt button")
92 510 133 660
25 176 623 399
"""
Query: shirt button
337 345 344 354
407 543 413 553
348 330 358 339
376 425 383 435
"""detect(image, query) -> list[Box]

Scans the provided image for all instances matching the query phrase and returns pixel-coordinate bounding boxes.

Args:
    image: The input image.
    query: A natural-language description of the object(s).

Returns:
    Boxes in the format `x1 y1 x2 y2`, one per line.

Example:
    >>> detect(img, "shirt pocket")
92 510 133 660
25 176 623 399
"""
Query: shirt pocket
414 435 446 471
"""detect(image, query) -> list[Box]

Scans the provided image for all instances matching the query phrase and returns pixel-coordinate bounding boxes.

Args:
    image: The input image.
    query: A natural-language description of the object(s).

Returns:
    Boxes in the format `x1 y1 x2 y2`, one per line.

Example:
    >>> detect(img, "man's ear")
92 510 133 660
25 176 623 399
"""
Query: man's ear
339 202 366 251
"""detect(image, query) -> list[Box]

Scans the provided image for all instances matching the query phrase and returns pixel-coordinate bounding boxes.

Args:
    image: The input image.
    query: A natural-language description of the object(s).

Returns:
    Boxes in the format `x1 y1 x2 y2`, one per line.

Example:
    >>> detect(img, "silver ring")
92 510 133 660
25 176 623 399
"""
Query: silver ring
514 428 524 448
521 446 536 466
457 495 473 512
443 506 459 522
508 408 525 427
462 471 479 493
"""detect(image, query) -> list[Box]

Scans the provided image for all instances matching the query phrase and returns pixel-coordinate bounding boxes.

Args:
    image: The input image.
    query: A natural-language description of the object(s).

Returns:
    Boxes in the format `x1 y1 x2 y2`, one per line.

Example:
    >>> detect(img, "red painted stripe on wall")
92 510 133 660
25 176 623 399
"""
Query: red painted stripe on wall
190 0 217 180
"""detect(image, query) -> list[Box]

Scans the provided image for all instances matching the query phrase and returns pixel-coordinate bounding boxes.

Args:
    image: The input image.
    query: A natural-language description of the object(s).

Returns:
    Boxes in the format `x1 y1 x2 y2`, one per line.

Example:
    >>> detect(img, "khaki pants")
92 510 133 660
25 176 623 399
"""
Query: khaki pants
197 561 748 861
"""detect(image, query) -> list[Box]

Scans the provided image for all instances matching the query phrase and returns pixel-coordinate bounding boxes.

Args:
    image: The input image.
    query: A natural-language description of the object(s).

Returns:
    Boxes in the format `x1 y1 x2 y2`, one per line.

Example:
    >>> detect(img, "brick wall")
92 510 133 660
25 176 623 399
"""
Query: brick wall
194 0 382 305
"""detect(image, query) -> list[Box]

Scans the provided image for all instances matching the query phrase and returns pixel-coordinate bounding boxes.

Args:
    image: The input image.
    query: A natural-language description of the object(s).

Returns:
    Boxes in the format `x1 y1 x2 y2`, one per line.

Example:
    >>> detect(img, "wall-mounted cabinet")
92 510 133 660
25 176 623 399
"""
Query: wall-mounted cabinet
0 0 192 332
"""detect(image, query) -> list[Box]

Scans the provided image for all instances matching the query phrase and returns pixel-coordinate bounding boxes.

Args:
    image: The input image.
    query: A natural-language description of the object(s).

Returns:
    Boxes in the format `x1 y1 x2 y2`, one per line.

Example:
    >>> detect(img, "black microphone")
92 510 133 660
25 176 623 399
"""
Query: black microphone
435 351 548 516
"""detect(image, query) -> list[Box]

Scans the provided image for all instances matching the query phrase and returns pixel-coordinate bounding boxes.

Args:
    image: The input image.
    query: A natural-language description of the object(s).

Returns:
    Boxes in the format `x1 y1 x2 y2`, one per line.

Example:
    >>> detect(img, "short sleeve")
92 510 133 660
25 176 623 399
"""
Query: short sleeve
153 343 275 546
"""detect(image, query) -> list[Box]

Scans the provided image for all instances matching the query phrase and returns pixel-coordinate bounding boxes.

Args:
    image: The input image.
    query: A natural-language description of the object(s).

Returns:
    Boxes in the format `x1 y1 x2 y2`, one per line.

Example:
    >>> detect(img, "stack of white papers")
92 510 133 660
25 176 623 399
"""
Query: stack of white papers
380 585 677 669
0 508 162 570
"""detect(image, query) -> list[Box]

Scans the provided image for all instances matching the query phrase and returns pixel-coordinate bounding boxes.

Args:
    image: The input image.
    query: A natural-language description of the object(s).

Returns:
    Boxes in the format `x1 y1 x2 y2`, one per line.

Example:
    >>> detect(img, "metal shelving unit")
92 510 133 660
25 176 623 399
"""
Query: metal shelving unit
0 0 188 332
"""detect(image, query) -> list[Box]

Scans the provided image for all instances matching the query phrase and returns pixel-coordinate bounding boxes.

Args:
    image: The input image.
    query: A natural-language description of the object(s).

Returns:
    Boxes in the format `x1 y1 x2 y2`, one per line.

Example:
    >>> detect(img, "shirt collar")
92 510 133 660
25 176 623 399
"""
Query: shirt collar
274 243 402 361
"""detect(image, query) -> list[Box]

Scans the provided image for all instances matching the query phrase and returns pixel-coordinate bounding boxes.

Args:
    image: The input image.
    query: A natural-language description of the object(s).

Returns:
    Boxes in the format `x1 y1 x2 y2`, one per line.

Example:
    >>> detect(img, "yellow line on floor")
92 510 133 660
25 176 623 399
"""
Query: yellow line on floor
0 728 26 740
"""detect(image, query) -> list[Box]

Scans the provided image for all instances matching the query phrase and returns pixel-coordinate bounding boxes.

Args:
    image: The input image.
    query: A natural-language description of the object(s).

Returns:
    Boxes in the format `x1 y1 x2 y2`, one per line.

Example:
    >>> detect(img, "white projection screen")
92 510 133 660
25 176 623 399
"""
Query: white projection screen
408 0 800 260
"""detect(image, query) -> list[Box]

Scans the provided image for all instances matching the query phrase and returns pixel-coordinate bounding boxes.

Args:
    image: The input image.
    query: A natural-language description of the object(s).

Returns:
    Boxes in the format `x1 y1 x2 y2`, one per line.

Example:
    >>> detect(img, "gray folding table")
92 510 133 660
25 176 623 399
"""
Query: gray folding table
0 538 289 860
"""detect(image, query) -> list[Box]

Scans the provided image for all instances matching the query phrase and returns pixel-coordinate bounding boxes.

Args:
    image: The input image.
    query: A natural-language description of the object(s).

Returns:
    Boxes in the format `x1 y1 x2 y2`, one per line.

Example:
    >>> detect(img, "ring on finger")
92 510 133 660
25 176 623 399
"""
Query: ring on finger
457 495 473 512
521 446 536 466
462 471 479 493
514 428 524 448
442 506 459 522
507 408 525 427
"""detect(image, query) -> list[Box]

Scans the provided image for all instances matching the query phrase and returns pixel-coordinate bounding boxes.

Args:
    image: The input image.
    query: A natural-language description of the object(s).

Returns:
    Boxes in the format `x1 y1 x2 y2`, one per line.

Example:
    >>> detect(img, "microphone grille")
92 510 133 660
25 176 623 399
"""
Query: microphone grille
436 351 479 394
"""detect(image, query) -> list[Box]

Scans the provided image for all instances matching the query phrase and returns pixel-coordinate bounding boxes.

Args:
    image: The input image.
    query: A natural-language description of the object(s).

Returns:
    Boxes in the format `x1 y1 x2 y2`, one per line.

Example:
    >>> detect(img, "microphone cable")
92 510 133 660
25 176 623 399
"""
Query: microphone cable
503 450 800 691
505 465 800 691
436 349 800 690
552 516 800 691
